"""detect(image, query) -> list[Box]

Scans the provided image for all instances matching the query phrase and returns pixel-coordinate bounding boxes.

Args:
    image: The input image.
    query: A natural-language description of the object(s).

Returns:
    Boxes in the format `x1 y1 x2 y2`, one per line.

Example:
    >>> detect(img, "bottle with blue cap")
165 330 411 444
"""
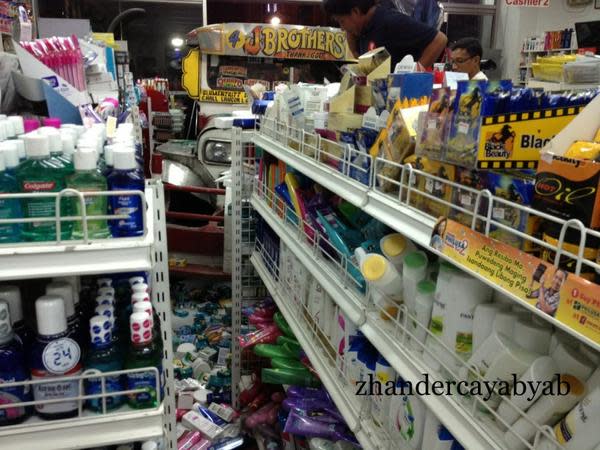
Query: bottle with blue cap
31 294 82 420
0 147 21 243
108 148 145 237
0 299 32 425
84 315 124 411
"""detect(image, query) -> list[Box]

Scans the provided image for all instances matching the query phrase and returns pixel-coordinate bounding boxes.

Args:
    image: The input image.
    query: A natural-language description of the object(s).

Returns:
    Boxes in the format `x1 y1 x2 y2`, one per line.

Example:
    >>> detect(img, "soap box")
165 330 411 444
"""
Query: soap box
450 167 489 230
533 153 600 229
410 157 456 219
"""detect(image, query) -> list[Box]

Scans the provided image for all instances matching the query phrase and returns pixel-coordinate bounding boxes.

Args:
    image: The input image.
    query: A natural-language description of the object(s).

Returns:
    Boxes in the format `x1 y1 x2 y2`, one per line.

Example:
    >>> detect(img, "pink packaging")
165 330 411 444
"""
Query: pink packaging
23 119 40 133
188 439 211 450
43 118 61 128
177 431 202 450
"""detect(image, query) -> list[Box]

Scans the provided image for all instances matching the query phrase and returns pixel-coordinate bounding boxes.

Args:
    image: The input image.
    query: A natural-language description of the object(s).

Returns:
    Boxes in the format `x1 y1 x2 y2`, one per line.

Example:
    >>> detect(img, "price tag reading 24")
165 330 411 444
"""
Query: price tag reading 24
42 338 81 374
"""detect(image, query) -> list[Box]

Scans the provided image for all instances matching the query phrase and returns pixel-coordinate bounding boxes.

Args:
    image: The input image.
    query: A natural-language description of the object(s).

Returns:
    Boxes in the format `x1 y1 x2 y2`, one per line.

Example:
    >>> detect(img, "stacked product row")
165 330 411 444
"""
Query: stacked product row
0 116 145 244
0 272 163 426
254 152 600 450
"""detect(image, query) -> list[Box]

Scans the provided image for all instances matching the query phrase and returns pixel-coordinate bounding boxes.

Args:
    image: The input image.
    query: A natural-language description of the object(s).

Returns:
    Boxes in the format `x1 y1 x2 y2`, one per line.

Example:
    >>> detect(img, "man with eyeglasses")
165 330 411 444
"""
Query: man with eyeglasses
450 37 488 81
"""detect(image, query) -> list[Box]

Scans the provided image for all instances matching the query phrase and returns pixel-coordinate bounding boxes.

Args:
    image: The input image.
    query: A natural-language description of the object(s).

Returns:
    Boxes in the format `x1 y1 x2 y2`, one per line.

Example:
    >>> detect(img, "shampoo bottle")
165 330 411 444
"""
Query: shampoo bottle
0 300 31 425
550 387 600 450
380 233 415 272
360 253 403 320
503 375 586 450
67 149 110 239
31 295 82 420
372 355 396 428
402 251 428 316
410 280 435 352
85 315 124 411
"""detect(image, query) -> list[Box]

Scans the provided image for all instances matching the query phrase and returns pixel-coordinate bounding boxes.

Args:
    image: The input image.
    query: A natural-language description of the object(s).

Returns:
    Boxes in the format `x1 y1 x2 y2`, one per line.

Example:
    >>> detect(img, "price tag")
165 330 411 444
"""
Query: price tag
461 193 473 207
409 172 417 186
428 119 438 130
434 181 444 192
493 207 506 220
458 122 470 135
425 179 434 193
106 116 117 138
42 338 81 374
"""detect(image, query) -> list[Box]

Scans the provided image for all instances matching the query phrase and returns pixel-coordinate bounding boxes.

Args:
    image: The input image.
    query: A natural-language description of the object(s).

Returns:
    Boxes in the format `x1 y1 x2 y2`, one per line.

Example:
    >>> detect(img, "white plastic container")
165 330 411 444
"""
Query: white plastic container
496 356 559 426
402 251 428 315
372 356 396 428
359 252 403 320
503 375 586 450
409 280 435 352
493 310 517 336
551 341 595 381
472 303 505 353
550 387 600 450
513 318 552 355
421 410 454 450
380 233 415 272
388 378 425 449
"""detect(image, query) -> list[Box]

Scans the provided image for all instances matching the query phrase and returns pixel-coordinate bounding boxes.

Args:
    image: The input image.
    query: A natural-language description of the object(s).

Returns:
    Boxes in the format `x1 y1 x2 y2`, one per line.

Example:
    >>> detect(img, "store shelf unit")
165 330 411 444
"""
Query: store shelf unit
256 117 600 352
527 79 600 90
0 180 176 450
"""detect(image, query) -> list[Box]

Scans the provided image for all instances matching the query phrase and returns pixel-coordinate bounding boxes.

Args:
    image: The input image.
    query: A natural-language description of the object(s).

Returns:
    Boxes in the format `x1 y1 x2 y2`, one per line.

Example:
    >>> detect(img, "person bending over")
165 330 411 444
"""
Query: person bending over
450 37 488 80
323 0 447 70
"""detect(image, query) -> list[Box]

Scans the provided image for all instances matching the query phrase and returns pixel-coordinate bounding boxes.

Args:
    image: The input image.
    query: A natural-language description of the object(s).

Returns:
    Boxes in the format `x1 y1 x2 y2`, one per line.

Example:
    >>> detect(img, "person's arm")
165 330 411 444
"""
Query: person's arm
418 31 447 68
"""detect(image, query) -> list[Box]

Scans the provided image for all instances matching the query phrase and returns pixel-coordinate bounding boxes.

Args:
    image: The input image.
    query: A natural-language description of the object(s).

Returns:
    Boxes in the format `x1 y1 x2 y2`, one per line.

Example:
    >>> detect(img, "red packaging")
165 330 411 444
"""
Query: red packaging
189 439 211 450
177 431 203 450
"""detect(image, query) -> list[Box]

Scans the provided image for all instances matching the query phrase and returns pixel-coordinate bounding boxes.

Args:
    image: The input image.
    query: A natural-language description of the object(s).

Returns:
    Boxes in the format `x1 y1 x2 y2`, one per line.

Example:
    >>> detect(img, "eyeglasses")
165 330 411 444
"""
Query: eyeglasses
451 56 475 65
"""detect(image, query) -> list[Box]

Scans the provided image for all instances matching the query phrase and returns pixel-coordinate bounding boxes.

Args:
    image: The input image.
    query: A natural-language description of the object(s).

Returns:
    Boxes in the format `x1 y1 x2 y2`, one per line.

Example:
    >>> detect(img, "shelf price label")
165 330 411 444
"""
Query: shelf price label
430 217 600 343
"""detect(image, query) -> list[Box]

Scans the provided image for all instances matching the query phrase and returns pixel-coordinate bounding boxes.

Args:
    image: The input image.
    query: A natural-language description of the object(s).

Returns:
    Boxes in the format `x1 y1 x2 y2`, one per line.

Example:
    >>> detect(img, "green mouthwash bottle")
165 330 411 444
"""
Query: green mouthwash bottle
0 149 21 243
67 150 110 240
85 315 124 411
16 133 71 242
124 312 160 409
39 127 74 175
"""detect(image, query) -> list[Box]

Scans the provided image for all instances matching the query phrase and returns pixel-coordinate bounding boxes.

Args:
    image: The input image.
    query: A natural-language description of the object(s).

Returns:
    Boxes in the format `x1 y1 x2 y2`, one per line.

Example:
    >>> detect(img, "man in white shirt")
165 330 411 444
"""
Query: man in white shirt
449 37 488 81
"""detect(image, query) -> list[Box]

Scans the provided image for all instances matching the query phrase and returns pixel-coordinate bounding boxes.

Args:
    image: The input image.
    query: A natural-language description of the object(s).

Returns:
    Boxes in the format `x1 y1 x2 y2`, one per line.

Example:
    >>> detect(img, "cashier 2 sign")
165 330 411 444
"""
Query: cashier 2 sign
505 0 549 7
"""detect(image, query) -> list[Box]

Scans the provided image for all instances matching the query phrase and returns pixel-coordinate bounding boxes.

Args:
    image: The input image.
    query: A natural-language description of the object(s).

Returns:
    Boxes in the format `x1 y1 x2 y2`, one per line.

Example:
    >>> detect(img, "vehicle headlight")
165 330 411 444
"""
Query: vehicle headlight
203 140 231 164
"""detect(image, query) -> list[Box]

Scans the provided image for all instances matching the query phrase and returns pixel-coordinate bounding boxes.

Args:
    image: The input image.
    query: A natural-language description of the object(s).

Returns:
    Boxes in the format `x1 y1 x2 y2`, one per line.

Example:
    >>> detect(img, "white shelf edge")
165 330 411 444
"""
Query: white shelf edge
251 254 387 450
251 192 365 326
0 404 164 450
0 186 156 281
254 134 369 208
360 316 504 450
254 133 600 352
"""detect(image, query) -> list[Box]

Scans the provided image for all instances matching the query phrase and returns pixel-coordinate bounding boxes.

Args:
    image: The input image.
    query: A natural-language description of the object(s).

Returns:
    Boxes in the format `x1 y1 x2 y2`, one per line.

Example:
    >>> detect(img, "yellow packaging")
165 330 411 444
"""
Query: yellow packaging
564 141 600 160
594 127 600 143
409 156 456 218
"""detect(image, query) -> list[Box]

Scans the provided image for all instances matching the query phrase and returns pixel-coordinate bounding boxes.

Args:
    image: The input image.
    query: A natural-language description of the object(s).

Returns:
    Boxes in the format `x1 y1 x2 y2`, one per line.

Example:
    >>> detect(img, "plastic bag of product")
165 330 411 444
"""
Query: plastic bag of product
262 368 321 388
284 412 358 444
239 325 282 349
274 312 294 338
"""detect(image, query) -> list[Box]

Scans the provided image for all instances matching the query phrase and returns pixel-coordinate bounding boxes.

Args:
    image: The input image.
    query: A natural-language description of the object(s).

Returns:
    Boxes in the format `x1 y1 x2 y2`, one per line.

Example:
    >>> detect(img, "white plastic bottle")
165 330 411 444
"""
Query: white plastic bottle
503 375 586 450
409 280 435 352
402 251 428 315
513 318 552 355
550 388 600 450
496 356 558 426
380 233 415 272
472 303 505 353
360 253 403 320
551 341 595 381
372 355 396 428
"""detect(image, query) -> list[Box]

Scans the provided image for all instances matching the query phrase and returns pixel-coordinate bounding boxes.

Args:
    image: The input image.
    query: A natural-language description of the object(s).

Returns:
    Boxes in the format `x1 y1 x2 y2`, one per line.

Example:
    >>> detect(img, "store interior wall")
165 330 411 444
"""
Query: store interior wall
496 0 600 80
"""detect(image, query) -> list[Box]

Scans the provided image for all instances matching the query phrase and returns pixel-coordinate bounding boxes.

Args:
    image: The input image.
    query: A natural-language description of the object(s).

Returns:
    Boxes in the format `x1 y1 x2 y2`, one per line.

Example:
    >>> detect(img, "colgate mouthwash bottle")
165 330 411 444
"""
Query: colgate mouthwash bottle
85 315 124 411
38 127 74 175
17 133 71 241
0 141 20 177
67 150 110 240
124 312 160 409
30 295 82 420
0 149 20 243
0 299 31 426
0 285 32 353
108 149 144 237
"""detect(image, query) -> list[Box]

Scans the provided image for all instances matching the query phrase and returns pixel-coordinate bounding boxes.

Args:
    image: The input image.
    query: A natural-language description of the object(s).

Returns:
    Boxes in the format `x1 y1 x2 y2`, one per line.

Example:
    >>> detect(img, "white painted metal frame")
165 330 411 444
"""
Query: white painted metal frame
0 180 176 450
255 117 600 351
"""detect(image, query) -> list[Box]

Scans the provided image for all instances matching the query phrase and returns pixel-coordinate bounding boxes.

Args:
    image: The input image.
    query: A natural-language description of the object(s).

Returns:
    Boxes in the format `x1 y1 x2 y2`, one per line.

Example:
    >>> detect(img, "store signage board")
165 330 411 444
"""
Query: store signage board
190 23 355 62
505 0 550 6
430 217 600 343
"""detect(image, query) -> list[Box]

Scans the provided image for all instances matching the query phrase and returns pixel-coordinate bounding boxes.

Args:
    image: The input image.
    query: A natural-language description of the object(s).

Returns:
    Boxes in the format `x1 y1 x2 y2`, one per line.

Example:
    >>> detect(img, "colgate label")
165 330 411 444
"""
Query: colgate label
23 181 56 191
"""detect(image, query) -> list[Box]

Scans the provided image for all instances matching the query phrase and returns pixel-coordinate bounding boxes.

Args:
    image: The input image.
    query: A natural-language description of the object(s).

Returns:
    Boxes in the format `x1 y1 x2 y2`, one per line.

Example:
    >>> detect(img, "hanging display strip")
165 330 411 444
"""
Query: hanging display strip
249 250 391 450
250 178 571 450
0 186 155 281
254 121 600 350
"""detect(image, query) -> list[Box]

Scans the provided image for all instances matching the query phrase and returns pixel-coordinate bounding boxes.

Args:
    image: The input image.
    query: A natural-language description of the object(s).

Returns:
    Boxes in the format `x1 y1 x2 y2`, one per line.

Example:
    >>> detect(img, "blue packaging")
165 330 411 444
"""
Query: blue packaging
0 300 31 425
107 150 144 237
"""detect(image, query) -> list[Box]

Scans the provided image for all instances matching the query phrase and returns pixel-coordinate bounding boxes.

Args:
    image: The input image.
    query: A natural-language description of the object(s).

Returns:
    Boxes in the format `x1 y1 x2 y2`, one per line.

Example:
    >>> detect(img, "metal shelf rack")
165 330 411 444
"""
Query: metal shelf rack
0 180 176 450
